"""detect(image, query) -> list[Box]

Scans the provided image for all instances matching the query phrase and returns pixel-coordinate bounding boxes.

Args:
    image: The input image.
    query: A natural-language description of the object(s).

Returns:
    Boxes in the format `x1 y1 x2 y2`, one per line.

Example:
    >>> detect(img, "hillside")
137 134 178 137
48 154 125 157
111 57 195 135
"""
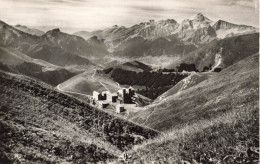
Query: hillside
129 53 259 131
213 20 258 39
0 20 94 67
113 36 197 58
0 71 158 163
155 72 215 101
58 69 121 95
125 54 259 163
73 31 91 40
14 25 45 36
42 29 108 58
165 33 259 71
0 47 76 86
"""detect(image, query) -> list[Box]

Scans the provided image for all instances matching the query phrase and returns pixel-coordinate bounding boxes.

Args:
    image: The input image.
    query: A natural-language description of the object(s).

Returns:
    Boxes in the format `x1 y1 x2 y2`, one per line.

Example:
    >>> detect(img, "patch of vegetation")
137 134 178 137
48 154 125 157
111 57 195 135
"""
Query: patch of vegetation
176 63 199 72
104 68 188 99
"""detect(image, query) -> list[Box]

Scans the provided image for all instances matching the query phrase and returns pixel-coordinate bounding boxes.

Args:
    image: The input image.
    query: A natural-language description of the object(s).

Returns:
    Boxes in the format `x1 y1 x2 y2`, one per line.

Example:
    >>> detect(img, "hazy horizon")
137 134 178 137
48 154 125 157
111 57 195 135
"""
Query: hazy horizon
0 0 259 33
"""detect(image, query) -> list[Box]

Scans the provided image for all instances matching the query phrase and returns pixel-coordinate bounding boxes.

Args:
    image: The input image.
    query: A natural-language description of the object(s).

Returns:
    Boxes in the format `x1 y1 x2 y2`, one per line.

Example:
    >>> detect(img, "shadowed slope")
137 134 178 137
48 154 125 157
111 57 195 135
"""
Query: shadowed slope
0 47 76 86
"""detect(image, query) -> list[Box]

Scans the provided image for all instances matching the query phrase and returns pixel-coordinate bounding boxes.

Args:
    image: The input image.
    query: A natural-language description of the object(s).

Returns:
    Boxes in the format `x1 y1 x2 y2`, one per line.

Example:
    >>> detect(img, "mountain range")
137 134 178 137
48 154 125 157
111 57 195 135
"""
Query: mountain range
0 12 259 163
73 13 257 55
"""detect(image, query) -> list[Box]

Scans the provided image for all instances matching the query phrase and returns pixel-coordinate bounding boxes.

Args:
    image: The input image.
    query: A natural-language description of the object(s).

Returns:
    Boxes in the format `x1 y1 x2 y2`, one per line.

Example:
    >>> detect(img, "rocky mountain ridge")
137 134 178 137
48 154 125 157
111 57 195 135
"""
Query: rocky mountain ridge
74 13 257 51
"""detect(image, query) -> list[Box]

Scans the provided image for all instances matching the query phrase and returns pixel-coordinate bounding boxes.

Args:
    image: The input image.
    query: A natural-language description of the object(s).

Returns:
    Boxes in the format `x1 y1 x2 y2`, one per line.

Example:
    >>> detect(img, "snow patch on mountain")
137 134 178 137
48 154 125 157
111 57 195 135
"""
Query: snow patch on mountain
210 47 223 72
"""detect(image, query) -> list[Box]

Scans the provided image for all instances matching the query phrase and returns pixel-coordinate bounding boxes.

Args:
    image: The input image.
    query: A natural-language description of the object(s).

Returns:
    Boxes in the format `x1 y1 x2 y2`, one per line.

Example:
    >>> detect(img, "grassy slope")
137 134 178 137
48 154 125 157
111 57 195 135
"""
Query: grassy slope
0 71 158 163
130 53 258 131
126 53 259 163
59 70 120 95
154 72 215 101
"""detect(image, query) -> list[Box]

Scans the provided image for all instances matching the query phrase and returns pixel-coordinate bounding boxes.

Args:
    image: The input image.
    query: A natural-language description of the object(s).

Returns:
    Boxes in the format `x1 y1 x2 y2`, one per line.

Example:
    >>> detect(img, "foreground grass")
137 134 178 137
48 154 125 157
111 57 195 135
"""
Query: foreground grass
127 101 259 163
0 71 158 163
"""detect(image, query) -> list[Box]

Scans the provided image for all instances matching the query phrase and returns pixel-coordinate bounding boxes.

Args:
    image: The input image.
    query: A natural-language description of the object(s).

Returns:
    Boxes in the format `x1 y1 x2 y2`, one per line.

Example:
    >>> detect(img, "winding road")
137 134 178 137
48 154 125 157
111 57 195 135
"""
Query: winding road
57 84 91 98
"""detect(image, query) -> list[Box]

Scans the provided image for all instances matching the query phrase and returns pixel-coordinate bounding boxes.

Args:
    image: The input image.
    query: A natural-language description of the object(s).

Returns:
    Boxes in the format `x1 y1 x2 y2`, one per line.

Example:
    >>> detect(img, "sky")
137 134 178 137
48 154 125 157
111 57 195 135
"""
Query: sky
0 0 259 33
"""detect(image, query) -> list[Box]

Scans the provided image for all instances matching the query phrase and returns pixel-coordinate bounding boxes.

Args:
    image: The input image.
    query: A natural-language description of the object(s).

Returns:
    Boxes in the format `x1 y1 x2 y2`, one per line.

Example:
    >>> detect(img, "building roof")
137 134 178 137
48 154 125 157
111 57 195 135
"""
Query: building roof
116 104 124 107
93 91 100 95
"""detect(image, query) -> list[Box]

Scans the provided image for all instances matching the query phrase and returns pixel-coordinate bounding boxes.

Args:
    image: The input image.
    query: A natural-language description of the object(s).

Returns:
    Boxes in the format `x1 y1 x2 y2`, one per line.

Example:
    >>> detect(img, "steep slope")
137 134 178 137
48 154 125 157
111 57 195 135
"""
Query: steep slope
58 69 121 95
166 33 259 71
213 20 257 38
0 47 76 86
86 36 108 56
155 72 215 101
130 53 259 131
0 20 94 67
0 71 158 163
14 25 45 36
42 29 108 58
125 53 259 163
177 13 216 44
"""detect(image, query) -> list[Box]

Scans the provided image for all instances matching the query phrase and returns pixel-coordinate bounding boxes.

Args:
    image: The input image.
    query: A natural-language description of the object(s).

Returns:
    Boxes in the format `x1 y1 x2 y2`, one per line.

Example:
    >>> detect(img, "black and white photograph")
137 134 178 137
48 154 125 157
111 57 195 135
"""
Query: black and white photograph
0 0 259 163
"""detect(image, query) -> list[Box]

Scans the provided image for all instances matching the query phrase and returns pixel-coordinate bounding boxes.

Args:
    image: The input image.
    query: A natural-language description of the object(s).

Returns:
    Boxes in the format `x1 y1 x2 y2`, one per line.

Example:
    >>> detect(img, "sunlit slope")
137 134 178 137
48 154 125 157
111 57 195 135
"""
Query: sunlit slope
58 70 121 95
130 53 259 131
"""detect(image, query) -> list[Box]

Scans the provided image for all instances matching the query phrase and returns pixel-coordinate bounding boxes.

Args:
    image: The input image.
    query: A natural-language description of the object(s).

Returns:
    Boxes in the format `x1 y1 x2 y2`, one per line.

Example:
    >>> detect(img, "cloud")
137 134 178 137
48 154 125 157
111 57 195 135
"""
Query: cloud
0 0 258 33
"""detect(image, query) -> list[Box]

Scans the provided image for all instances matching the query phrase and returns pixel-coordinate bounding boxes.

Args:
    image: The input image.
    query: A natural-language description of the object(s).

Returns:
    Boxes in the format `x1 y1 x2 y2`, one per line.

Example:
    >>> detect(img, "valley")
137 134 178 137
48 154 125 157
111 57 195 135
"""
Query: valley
0 11 259 163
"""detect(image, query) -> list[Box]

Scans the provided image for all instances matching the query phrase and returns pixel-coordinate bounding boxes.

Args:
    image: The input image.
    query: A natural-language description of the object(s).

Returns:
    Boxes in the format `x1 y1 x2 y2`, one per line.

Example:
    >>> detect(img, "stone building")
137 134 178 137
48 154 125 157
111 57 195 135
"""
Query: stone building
116 104 124 113
93 91 102 100
117 87 135 104
93 91 105 100
107 92 118 102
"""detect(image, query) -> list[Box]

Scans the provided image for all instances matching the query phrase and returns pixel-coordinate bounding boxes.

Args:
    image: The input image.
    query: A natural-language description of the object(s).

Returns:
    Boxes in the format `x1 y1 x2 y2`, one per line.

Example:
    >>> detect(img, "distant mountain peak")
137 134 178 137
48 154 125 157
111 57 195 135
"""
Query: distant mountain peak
88 35 101 43
192 13 212 23
46 28 60 33
45 28 61 36
15 24 27 28
213 19 255 31
52 28 61 32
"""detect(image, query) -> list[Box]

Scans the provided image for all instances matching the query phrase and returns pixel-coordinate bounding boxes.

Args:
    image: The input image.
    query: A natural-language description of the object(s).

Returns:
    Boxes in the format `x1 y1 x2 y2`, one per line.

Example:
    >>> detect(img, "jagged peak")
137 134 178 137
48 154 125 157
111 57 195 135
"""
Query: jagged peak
159 19 178 24
192 13 212 22
213 19 255 30
44 28 61 36
46 28 60 34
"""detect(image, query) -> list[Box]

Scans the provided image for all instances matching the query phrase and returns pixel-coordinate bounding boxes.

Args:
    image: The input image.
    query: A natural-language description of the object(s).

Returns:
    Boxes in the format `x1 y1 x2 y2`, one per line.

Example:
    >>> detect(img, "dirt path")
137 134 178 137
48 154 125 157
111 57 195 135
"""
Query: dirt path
92 69 96 78
99 81 111 92
56 84 91 97
142 104 158 125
